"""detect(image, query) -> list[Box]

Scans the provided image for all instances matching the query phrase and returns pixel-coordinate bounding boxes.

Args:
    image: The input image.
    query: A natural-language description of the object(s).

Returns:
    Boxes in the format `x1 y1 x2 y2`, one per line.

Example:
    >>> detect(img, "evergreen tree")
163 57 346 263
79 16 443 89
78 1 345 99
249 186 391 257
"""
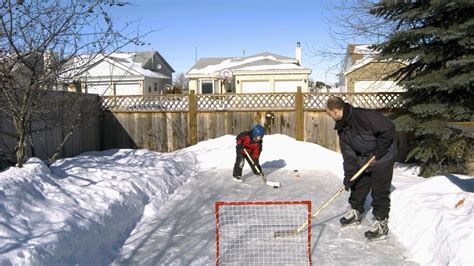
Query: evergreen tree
370 1 473 176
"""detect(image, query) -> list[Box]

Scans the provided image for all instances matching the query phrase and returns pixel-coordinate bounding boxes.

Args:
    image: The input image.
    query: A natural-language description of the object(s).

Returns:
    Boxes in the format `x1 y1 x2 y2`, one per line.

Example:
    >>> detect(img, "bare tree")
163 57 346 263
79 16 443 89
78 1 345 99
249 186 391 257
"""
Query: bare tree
0 0 148 167
172 73 189 92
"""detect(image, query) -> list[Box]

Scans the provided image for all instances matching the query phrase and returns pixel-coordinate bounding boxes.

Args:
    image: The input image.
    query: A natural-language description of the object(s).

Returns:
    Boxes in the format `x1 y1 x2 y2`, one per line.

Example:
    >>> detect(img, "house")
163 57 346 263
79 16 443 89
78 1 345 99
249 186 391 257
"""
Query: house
185 43 312 94
339 44 406 92
63 51 174 95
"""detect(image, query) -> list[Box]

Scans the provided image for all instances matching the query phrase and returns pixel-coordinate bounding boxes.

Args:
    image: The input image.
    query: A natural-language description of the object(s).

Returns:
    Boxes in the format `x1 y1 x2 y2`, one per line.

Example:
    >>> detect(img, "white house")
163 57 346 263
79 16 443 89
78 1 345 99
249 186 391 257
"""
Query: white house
63 51 174 96
339 44 406 92
185 43 312 94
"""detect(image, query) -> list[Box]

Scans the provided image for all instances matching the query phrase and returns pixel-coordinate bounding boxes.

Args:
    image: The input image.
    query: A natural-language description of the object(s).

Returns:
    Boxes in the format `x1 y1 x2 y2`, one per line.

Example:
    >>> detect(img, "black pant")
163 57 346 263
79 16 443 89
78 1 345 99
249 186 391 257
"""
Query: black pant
348 162 394 220
233 148 260 177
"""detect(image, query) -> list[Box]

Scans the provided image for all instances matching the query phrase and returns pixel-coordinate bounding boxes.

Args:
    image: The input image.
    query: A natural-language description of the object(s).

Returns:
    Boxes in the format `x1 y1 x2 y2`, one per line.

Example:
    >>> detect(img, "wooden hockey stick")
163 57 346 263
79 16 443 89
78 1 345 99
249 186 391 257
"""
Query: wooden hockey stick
273 156 376 237
242 148 281 188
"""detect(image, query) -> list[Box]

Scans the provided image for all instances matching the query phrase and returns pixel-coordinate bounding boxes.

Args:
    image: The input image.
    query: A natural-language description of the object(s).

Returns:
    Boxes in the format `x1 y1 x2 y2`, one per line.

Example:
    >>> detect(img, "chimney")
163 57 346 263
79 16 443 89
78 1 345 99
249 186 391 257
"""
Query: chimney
43 49 55 71
295 42 302 65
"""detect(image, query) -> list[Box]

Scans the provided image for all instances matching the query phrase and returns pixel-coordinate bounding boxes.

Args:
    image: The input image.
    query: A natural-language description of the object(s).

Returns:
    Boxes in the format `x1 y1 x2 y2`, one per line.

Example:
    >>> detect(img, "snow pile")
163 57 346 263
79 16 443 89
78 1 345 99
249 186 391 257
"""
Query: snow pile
390 167 473 264
0 149 197 265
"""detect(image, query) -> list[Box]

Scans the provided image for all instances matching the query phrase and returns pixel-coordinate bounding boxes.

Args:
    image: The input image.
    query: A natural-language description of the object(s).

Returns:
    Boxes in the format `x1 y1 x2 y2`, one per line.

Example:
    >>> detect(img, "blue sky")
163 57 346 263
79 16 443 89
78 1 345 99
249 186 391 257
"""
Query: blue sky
110 0 352 83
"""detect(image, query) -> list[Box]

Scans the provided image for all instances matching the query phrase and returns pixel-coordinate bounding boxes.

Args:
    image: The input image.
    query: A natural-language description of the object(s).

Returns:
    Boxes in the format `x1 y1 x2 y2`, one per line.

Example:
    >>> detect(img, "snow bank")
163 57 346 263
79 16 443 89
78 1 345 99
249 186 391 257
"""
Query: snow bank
390 165 473 264
0 149 197 265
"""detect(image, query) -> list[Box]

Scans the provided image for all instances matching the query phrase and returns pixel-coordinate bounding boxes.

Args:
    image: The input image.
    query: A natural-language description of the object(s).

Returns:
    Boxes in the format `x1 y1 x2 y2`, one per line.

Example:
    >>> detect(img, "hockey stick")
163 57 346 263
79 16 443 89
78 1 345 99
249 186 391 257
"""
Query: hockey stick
242 148 281 188
273 156 376 238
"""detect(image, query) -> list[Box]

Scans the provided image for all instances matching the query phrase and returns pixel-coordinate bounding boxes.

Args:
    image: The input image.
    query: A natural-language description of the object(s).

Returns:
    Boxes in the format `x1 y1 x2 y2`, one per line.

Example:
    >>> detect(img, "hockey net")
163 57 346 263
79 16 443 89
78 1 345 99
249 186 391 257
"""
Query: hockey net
215 200 312 265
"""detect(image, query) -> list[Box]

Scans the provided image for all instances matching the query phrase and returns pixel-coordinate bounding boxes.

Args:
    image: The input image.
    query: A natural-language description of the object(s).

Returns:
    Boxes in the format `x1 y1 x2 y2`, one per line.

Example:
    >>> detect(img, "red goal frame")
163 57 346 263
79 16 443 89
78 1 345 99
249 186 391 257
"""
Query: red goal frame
215 200 312 265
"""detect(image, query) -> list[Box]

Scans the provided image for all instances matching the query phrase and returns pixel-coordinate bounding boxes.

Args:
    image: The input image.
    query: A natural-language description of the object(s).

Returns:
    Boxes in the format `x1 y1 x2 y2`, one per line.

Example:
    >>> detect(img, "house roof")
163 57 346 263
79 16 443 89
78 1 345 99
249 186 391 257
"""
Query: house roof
106 53 170 78
342 44 407 76
343 44 378 76
128 51 175 73
62 51 173 80
186 52 310 76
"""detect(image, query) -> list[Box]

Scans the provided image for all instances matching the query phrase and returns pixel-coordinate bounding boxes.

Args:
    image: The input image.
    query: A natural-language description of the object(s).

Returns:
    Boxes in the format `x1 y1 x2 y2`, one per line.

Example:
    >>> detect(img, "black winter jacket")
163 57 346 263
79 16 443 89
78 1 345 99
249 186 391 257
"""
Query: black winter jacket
335 103 398 179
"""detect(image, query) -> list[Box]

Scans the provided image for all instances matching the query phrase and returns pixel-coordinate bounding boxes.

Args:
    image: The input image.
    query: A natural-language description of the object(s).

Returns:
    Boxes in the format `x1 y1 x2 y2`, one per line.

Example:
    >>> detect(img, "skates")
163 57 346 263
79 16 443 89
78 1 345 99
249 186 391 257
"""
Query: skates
365 217 389 240
340 210 389 240
340 209 362 227
233 176 243 183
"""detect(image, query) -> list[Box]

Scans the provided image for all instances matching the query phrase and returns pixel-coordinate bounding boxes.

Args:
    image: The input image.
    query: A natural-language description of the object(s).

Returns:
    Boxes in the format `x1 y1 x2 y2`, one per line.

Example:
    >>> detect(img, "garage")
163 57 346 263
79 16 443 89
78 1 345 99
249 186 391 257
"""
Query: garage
241 81 272 93
116 83 140 95
86 84 111 95
274 80 301 92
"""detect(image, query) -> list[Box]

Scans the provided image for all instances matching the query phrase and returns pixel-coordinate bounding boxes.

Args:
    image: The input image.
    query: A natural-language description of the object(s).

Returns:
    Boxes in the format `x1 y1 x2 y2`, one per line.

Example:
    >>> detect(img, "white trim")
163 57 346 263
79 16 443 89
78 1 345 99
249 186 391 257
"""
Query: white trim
200 80 214 94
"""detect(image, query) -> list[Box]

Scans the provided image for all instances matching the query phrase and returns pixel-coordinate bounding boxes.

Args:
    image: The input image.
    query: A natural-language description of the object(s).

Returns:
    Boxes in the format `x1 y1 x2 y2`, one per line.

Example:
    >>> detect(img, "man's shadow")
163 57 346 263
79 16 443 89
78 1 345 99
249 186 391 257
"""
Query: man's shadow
444 174 474 192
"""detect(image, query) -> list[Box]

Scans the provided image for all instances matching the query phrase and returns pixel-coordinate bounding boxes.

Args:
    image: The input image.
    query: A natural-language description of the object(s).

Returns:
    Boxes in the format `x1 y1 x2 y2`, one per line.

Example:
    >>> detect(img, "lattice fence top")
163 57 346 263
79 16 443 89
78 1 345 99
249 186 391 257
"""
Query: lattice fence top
101 92 403 112
304 92 404 110
197 93 295 111
102 95 188 112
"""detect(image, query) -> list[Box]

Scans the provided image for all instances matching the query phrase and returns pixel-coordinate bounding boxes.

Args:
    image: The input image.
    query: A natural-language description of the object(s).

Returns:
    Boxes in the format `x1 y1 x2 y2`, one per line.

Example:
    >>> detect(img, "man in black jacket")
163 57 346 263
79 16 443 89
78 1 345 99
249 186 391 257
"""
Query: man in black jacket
326 96 398 239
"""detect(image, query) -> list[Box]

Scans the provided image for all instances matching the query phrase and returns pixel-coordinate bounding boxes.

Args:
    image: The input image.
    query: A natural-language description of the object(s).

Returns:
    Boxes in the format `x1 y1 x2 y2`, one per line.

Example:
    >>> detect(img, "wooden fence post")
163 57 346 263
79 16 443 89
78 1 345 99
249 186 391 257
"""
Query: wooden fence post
188 91 198 145
295 86 304 141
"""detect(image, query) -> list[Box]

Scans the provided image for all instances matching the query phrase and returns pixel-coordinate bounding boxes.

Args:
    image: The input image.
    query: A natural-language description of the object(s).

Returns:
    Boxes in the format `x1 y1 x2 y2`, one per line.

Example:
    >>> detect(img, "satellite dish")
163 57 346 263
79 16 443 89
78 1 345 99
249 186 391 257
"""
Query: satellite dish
157 64 162 69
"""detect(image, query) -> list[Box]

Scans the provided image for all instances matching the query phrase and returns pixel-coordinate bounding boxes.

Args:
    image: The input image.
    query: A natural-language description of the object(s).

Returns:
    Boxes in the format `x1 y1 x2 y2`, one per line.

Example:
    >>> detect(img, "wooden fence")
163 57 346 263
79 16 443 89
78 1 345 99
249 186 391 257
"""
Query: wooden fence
101 90 406 157
0 92 101 167
1 90 406 169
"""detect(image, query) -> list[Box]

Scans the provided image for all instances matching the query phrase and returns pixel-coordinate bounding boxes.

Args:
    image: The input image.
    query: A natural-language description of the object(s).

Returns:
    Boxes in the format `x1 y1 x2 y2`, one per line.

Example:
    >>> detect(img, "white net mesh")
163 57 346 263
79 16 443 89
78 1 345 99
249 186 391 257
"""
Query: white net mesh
215 201 311 265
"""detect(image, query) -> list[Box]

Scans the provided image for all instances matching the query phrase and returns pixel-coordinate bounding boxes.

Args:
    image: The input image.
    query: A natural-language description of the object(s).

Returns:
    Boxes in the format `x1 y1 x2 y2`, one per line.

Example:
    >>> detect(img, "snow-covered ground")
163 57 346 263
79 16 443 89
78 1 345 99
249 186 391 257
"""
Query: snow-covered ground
0 135 472 265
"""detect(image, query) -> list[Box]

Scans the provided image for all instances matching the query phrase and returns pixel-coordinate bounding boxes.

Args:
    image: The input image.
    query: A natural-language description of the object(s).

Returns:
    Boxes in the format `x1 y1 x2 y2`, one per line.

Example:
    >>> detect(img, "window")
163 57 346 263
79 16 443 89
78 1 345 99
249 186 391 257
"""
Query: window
148 86 151 93
201 80 213 94
154 82 158 91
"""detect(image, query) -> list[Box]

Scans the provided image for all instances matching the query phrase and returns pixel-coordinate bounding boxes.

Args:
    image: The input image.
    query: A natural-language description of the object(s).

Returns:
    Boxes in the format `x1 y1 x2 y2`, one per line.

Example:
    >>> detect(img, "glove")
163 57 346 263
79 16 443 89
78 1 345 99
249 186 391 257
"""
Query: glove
356 155 371 167
343 174 355 191
253 159 263 174
236 144 243 152
373 147 388 160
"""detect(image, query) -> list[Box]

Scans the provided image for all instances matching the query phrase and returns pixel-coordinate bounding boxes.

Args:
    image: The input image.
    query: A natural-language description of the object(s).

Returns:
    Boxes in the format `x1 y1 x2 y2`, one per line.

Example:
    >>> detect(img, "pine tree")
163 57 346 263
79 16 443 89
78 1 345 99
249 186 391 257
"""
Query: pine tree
370 1 473 176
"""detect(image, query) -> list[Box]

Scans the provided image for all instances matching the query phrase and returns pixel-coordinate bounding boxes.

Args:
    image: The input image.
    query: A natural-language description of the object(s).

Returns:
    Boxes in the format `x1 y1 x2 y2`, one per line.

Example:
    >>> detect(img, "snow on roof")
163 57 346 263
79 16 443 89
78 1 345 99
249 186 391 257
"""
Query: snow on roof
108 53 169 78
342 44 383 75
353 44 377 55
238 63 305 71
122 62 169 79
187 53 308 75
63 52 170 80
343 56 375 75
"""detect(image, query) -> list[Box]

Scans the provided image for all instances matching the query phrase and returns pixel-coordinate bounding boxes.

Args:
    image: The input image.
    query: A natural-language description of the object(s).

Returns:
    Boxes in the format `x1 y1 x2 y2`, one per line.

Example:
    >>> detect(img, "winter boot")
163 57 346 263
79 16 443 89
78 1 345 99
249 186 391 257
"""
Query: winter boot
340 209 362 227
233 176 243 183
365 217 389 239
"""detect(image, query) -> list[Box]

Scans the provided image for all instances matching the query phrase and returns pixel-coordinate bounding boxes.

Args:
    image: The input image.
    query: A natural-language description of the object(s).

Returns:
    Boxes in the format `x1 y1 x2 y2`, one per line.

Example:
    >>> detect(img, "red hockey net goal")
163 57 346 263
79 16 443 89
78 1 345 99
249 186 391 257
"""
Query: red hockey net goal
215 200 312 265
